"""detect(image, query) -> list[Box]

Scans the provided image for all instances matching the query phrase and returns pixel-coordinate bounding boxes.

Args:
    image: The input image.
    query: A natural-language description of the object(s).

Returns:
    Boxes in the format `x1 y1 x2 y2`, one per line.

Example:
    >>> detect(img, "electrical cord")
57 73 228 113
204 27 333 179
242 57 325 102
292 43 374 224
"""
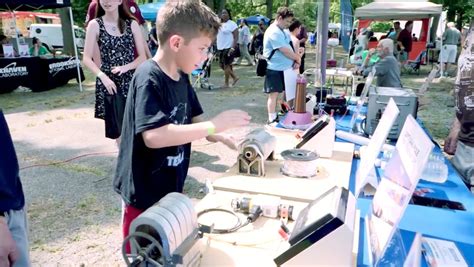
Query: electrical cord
197 206 262 234
19 151 118 170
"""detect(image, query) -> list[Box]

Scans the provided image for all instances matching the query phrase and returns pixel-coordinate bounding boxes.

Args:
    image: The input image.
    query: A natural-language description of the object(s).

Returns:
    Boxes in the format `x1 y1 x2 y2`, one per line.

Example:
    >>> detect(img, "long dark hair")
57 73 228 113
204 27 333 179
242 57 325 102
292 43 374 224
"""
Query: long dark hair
96 0 136 34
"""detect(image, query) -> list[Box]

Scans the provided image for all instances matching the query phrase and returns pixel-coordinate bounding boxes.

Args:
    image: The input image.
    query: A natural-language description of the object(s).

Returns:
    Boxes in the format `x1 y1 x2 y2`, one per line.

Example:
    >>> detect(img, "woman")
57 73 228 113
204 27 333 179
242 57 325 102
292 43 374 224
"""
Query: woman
83 0 145 140
287 19 304 108
216 8 239 88
251 19 266 55
29 37 52 56
236 19 253 65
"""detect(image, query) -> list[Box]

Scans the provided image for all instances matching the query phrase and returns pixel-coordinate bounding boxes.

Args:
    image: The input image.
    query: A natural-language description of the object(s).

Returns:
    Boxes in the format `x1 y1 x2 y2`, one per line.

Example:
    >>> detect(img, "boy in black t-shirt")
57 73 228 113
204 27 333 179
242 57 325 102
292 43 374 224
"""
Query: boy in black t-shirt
113 1 251 247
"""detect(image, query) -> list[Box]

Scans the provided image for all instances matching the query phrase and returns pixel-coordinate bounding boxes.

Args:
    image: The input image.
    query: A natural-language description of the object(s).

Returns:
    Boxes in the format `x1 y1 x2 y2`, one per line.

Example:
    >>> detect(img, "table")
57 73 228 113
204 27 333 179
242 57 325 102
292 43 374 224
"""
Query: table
194 105 474 266
326 68 355 94
196 141 355 266
0 56 84 93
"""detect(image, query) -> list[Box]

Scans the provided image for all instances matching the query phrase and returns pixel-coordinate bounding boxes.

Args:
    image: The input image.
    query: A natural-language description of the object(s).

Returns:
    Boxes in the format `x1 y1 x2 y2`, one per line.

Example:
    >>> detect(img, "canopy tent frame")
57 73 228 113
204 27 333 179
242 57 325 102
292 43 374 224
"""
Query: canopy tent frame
0 0 83 91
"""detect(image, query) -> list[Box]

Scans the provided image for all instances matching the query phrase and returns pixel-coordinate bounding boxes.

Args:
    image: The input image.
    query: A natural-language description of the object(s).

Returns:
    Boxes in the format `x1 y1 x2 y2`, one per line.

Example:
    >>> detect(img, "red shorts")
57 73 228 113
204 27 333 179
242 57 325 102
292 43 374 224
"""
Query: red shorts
122 204 145 253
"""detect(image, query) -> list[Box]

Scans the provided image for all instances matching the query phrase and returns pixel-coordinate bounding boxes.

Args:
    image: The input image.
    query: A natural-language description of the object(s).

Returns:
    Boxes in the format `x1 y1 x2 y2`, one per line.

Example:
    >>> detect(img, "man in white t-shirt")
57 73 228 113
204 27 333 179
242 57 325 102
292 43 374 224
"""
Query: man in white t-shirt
440 22 461 76
216 9 239 88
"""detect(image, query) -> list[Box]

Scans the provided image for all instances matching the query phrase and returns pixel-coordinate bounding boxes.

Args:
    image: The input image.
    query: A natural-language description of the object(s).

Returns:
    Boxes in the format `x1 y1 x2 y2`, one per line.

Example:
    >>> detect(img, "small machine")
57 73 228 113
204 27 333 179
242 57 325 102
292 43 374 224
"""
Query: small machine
281 75 313 129
366 86 418 140
274 186 356 266
122 193 208 267
238 128 276 176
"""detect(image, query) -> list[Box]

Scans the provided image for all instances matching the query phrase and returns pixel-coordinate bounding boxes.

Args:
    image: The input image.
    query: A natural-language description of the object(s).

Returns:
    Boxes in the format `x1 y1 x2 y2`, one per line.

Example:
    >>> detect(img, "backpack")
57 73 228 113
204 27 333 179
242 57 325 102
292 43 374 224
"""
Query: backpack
256 49 277 77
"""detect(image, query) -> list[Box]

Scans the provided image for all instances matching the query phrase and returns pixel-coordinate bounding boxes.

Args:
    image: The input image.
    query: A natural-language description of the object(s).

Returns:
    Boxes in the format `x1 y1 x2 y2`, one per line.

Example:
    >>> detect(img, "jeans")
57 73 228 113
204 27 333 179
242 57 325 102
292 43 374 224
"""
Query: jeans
5 209 30 267
236 43 253 65
451 141 474 191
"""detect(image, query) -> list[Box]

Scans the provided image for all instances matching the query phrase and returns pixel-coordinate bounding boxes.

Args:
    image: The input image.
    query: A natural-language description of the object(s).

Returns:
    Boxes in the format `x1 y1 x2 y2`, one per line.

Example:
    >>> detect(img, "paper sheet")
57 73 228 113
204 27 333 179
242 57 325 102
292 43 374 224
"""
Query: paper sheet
284 68 298 101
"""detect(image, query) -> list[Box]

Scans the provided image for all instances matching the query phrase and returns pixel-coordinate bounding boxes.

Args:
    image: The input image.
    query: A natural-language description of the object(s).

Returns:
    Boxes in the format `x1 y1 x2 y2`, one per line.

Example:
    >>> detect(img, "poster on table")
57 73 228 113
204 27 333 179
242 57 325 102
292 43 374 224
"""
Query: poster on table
355 98 400 197
18 44 29 57
366 115 434 265
2 44 14 58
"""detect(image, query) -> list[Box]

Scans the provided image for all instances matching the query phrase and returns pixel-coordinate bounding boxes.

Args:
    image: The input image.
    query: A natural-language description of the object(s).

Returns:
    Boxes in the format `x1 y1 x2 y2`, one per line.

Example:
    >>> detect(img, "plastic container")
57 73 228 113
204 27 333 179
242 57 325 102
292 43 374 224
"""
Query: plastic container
420 160 448 184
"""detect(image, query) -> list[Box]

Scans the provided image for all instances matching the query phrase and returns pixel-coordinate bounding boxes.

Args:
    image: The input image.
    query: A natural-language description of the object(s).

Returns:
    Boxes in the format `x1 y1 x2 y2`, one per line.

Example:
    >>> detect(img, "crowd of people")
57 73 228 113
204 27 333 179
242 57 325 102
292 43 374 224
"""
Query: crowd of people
1 1 472 266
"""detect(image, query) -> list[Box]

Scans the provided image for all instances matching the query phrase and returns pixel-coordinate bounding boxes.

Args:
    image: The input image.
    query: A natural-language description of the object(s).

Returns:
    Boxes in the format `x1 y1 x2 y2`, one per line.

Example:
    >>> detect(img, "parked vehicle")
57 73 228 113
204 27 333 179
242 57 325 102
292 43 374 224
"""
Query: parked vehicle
29 23 85 50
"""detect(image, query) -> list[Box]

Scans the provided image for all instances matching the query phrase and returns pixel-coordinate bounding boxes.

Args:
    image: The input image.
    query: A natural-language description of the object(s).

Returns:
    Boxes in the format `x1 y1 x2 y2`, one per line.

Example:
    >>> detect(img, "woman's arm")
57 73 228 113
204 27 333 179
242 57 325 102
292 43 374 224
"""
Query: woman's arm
83 20 117 94
112 20 146 75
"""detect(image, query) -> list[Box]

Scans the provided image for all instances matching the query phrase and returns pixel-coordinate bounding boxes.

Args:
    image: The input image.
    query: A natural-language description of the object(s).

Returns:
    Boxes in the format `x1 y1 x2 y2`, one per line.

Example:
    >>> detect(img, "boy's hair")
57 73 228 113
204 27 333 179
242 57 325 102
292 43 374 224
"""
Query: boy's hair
156 0 221 46
276 7 294 20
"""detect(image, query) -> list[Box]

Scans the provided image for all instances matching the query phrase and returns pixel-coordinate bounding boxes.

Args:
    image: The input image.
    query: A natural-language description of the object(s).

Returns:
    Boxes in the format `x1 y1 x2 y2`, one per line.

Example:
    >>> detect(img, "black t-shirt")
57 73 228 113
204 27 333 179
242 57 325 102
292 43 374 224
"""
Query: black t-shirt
114 60 204 209
455 24 474 146
0 110 25 212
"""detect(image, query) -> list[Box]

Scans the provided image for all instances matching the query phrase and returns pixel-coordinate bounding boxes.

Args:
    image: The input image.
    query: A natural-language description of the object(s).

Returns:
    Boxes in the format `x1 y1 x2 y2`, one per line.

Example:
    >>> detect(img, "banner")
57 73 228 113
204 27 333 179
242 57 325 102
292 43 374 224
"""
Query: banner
340 0 353 52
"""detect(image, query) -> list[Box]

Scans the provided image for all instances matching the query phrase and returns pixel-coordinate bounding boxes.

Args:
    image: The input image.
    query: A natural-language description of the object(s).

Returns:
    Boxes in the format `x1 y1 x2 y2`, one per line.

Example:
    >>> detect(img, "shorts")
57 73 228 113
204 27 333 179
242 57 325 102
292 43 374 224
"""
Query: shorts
440 44 458 63
218 48 235 69
451 141 474 190
263 69 285 94
399 51 409 62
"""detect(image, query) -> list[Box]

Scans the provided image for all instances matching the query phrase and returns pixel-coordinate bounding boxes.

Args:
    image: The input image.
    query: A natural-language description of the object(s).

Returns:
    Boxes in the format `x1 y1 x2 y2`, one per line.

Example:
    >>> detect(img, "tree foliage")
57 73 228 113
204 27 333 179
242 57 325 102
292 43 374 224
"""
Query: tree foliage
431 0 474 28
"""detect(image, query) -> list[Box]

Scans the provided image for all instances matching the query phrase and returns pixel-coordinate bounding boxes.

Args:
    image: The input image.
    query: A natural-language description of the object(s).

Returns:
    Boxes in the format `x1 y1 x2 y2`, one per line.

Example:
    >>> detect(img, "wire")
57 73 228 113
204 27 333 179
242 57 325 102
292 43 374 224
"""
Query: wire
19 151 118 170
197 208 247 234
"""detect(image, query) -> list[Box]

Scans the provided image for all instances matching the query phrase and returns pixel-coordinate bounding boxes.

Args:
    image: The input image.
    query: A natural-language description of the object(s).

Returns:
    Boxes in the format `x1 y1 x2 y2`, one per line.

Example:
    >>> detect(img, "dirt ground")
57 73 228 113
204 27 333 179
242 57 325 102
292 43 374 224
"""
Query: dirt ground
0 47 456 266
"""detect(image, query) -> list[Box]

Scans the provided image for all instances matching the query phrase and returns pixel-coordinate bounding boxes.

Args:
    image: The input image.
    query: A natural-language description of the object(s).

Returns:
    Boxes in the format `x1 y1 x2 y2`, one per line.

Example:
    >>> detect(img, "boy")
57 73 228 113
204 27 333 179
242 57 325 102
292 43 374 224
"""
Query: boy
113 0 251 247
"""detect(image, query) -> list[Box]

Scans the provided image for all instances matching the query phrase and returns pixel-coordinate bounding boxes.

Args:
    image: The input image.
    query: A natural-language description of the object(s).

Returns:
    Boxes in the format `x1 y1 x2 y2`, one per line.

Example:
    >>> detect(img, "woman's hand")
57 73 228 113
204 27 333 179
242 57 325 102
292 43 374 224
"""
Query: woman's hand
111 65 130 76
98 74 117 94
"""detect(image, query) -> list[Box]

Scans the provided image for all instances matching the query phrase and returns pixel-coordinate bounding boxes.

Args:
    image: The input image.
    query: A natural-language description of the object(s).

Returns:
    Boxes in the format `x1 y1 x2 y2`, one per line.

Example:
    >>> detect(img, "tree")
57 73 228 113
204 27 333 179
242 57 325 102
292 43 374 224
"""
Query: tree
59 7 75 56
432 0 473 28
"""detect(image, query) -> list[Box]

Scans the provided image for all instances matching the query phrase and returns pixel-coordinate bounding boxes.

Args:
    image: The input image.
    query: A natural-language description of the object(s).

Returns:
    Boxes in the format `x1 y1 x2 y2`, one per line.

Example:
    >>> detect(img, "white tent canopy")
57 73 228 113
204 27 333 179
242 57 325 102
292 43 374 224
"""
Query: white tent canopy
354 1 442 20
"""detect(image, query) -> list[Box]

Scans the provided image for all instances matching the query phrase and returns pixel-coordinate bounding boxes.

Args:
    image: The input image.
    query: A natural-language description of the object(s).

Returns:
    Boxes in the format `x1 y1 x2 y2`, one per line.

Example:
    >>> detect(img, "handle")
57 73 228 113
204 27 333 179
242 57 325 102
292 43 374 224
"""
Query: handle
375 100 410 106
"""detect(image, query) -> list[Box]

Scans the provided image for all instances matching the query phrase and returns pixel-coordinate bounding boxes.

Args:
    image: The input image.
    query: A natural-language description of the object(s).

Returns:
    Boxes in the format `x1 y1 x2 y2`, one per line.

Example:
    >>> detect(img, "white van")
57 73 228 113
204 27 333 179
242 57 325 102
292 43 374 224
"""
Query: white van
29 24 85 50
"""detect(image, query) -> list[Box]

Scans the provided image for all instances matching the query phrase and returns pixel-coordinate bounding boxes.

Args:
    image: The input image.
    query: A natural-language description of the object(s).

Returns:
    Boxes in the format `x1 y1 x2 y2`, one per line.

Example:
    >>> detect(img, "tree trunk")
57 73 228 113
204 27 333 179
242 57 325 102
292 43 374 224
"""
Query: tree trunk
59 7 75 56
266 0 273 19
446 8 456 24
284 0 290 7
456 11 464 30
217 0 226 13
203 0 214 11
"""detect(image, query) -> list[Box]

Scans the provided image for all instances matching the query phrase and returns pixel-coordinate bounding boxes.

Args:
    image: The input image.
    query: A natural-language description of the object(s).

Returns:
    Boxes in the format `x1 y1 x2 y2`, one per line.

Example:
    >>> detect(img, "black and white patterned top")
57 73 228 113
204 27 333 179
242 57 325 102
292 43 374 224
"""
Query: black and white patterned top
94 17 136 120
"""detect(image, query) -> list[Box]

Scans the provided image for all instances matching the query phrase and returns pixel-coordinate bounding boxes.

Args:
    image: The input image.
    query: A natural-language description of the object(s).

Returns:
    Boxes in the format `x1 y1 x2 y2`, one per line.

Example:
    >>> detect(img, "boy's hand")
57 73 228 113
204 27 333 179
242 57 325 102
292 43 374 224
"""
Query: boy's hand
0 218 19 267
220 135 238 150
211 110 251 133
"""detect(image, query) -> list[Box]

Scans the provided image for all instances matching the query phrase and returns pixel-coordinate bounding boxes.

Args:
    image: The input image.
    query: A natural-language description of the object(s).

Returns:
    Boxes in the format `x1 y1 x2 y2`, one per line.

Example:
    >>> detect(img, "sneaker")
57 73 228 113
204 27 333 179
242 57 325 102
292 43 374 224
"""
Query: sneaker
267 116 279 125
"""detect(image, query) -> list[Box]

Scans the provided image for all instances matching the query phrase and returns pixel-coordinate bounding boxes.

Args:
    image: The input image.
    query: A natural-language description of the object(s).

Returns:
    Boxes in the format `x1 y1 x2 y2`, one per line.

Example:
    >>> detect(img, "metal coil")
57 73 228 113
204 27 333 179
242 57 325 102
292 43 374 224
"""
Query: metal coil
239 129 276 161
280 149 319 178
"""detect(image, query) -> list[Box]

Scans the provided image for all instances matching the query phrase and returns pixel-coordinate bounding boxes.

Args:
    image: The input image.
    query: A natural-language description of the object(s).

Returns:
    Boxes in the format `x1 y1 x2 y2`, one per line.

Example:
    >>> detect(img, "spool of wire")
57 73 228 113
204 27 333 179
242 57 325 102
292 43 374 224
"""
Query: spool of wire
280 149 319 178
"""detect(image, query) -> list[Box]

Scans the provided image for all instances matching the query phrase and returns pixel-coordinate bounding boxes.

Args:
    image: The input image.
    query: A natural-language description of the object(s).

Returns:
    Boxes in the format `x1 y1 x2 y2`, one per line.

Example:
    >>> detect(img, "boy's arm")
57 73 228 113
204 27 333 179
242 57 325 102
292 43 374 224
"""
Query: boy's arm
142 110 250 149
192 115 237 150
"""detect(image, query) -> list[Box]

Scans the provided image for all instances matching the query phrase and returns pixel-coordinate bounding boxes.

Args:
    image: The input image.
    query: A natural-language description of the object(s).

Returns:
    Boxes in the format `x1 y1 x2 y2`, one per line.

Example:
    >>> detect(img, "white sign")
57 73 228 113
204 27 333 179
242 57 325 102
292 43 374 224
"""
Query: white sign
404 232 422 267
18 44 29 57
355 98 400 197
367 115 434 265
422 237 467 267
2 44 14 58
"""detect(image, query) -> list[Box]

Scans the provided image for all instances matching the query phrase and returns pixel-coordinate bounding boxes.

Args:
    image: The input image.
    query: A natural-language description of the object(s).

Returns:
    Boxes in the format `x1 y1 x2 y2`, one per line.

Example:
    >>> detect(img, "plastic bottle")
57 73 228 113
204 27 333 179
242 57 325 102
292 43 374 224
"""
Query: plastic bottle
420 158 448 183
381 151 448 183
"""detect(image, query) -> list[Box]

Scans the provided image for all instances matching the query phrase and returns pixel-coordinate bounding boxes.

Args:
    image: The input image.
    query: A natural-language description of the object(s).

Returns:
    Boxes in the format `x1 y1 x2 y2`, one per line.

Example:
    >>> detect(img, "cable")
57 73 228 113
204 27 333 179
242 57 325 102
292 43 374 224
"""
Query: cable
197 208 244 234
19 151 118 170
197 206 262 234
